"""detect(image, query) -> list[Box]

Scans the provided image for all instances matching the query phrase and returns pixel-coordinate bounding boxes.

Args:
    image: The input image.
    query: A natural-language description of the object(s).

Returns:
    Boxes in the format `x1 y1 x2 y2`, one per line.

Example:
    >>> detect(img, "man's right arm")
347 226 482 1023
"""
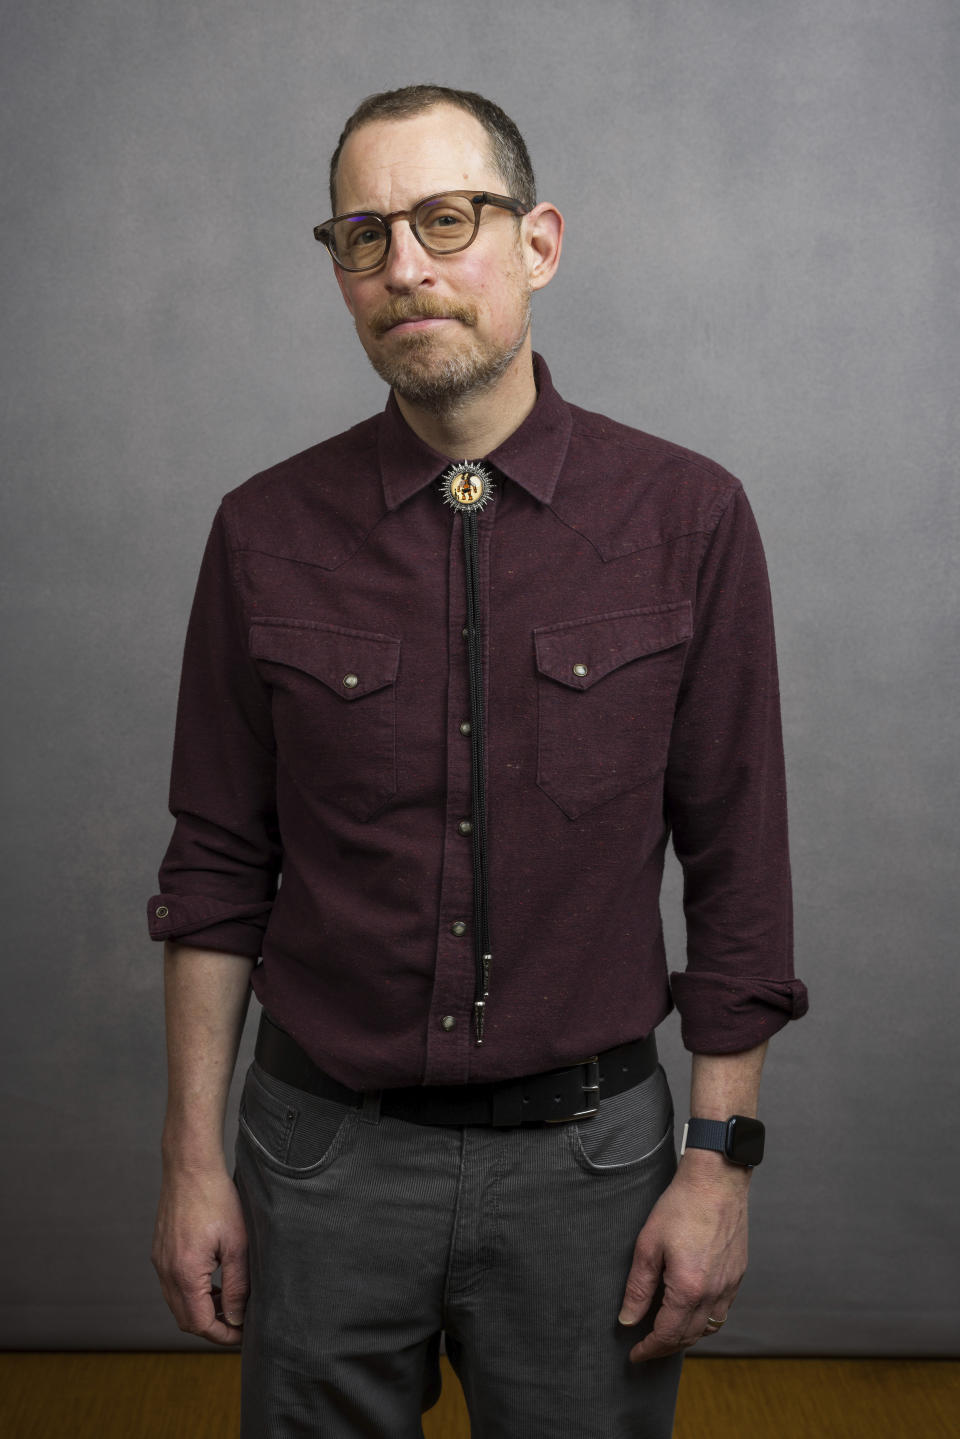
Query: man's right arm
151 941 254 1347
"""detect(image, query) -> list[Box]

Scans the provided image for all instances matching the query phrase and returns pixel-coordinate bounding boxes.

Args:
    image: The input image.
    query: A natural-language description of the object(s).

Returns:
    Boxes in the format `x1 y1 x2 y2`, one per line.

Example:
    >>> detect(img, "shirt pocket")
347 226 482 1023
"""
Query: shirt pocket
250 618 401 822
534 602 692 819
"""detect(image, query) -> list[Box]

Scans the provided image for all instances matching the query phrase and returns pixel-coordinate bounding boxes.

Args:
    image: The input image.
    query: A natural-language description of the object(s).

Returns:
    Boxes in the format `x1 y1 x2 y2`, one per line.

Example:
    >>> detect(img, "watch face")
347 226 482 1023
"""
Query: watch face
727 1116 765 1167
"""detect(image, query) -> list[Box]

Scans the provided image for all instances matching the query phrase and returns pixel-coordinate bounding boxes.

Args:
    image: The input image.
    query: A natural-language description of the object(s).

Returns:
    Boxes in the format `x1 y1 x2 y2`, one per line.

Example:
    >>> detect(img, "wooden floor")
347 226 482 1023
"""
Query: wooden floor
0 1353 957 1437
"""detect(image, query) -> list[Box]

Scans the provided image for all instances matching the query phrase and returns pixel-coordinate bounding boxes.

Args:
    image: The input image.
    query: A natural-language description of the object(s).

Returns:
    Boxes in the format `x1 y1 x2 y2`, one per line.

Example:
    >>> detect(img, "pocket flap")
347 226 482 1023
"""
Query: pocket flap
250 619 400 699
534 603 692 690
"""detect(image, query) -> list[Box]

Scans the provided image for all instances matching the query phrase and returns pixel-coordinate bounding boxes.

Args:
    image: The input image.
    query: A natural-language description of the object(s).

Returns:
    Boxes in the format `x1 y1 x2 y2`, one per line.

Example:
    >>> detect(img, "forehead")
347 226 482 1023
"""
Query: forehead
335 105 500 213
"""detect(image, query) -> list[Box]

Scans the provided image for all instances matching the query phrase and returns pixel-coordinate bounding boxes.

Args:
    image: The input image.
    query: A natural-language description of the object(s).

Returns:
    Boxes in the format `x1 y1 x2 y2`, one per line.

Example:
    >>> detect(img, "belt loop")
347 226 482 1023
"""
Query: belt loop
360 1091 382 1125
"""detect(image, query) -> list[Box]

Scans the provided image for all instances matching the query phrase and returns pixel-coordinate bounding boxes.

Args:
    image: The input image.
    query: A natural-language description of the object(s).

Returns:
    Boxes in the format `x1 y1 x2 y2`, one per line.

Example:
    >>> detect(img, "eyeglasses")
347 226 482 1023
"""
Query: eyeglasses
314 190 529 273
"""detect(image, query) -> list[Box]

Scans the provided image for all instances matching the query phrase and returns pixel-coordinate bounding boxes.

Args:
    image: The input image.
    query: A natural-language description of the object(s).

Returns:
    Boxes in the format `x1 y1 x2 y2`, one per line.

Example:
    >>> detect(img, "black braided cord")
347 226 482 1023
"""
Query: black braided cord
462 509 492 1043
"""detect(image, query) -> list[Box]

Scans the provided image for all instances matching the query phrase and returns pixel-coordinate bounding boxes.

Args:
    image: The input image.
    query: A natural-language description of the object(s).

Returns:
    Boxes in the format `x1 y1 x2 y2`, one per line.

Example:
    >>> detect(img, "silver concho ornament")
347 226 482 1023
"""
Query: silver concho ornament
439 460 495 514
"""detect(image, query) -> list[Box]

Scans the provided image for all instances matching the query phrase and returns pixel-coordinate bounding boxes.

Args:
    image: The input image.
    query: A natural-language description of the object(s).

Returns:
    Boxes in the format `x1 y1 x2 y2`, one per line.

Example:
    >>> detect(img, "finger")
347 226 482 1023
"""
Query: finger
701 1307 729 1338
617 1246 662 1328
208 1286 246 1347
628 1275 721 1362
694 1277 740 1340
628 1307 697 1362
219 1245 250 1329
626 1281 698 1361
197 1307 245 1347
630 1296 733 1362
168 1267 244 1348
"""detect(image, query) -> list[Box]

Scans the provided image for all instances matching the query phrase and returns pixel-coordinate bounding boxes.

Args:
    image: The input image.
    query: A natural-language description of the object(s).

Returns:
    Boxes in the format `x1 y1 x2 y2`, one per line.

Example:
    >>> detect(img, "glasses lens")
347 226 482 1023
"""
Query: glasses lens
414 194 477 253
331 214 388 270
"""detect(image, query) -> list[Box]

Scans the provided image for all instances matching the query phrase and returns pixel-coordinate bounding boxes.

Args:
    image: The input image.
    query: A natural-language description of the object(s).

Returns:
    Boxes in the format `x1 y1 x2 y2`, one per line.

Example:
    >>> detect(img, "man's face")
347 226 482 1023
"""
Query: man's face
332 106 535 410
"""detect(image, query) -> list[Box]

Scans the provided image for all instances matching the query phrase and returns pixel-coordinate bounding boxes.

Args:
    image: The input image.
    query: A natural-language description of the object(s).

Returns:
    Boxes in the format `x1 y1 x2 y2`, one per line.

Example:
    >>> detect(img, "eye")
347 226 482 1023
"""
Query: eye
416 196 475 248
422 208 469 232
347 224 383 250
331 215 387 262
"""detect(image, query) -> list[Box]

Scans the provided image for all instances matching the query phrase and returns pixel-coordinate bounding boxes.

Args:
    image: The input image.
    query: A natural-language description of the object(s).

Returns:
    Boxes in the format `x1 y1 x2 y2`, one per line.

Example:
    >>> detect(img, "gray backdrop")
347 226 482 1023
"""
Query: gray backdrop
3 0 957 1355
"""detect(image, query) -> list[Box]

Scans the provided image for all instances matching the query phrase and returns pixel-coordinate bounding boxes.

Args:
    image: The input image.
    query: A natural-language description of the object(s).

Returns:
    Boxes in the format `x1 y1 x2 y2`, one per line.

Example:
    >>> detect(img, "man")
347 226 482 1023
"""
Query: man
150 85 807 1438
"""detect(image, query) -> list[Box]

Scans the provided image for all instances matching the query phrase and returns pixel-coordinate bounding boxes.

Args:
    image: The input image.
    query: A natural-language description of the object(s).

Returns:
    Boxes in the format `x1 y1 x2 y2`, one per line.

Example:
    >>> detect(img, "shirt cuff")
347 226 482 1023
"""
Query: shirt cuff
669 970 809 1053
147 893 271 959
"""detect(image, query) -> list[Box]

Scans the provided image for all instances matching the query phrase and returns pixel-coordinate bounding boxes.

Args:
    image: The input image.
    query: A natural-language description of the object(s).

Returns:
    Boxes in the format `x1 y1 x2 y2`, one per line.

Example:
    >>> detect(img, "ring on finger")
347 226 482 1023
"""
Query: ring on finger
703 1313 728 1335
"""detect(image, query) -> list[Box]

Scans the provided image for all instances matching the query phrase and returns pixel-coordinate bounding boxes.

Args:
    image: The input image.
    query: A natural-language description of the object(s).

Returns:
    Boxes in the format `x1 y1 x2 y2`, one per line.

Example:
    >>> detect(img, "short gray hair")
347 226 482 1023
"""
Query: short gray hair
329 84 536 213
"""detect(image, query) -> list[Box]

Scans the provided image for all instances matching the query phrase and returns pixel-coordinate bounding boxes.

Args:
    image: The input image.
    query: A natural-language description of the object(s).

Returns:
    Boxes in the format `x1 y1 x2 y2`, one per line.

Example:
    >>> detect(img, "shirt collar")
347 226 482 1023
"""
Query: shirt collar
378 354 573 511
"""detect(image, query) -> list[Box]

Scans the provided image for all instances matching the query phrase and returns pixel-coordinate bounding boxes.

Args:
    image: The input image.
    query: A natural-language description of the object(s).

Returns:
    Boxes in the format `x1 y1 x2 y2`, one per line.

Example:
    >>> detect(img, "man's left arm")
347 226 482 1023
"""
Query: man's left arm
617 478 807 1361
618 1042 767 1361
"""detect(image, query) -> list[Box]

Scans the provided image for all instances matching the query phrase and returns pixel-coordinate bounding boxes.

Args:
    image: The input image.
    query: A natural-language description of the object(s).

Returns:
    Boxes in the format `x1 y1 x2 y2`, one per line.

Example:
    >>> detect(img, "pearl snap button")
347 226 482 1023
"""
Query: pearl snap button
342 673 359 689
458 819 473 836
451 920 467 937
441 1015 456 1031
572 663 589 678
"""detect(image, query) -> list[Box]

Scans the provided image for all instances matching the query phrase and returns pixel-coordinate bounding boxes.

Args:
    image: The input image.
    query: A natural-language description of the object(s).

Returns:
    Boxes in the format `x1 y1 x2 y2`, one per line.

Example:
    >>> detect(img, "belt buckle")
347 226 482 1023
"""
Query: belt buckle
545 1057 601 1123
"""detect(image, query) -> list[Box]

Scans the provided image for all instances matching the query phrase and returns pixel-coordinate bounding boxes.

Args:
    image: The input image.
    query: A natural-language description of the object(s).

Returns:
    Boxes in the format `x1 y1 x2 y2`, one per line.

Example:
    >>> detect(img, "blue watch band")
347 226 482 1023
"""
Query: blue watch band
681 1115 765 1167
681 1117 729 1155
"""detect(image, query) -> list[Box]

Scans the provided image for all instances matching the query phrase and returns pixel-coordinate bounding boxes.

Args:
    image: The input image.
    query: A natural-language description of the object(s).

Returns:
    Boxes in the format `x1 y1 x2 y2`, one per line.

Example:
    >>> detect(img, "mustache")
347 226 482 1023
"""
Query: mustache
369 297 478 338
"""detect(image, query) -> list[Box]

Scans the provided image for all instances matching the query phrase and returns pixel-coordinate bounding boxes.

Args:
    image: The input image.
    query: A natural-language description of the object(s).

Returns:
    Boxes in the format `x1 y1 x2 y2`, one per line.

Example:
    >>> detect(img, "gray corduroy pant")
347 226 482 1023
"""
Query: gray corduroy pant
234 1058 683 1438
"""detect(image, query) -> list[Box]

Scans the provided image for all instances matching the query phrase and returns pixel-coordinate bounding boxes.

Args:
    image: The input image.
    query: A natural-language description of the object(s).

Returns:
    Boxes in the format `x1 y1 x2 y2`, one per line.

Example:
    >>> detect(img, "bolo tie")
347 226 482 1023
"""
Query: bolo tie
439 460 496 1044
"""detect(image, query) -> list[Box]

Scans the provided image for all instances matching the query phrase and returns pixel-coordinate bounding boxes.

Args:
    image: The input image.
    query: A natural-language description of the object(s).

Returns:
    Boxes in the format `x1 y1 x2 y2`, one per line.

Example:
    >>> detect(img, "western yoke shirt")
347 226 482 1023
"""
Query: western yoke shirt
149 356 807 1089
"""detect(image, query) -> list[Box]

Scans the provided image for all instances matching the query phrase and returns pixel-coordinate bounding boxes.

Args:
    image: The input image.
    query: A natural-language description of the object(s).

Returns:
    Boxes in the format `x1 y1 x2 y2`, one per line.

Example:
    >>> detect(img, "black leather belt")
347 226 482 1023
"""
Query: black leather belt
254 1013 658 1128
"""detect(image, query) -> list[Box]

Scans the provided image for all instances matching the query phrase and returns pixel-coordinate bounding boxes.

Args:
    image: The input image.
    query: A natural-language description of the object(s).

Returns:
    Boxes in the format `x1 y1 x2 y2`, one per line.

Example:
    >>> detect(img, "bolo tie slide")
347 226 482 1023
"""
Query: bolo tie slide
440 461 495 1044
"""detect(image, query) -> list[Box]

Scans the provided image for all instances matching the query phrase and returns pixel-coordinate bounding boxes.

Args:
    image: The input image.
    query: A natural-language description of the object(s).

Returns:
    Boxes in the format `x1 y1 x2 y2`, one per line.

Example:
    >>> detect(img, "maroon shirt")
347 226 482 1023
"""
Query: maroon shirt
149 357 807 1088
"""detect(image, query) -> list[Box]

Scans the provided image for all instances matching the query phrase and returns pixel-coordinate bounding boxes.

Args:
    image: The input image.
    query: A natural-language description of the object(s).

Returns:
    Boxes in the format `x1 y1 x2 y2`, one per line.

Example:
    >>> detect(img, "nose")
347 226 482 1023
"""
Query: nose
380 219 435 291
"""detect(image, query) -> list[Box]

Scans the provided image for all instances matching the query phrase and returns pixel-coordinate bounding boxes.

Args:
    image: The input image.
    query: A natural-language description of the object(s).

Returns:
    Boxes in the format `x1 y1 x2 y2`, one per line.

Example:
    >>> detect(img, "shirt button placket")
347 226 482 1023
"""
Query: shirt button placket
424 508 486 1083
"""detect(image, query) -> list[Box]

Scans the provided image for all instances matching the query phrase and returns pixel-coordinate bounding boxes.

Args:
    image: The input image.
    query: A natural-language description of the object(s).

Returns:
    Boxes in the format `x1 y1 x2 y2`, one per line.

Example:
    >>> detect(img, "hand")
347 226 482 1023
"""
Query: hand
152 1164 249 1347
617 1155 750 1362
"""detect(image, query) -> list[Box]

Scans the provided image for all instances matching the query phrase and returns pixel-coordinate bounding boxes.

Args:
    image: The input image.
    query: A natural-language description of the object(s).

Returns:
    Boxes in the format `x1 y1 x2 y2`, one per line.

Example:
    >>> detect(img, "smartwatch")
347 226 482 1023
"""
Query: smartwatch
680 1115 765 1168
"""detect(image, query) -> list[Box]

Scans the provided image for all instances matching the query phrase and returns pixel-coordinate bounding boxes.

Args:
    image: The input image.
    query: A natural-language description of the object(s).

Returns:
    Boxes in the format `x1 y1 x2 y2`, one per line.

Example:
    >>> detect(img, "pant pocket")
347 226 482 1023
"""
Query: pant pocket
570 1065 674 1173
238 1062 356 1174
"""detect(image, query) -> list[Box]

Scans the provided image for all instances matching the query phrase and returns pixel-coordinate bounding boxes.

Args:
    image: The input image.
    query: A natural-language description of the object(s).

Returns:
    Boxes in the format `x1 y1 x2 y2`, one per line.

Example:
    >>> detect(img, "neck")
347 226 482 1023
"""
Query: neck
393 345 538 460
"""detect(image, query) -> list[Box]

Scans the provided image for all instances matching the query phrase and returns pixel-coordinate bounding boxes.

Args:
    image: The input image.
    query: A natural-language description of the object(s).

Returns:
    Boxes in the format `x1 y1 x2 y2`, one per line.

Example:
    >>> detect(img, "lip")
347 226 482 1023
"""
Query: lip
383 316 453 335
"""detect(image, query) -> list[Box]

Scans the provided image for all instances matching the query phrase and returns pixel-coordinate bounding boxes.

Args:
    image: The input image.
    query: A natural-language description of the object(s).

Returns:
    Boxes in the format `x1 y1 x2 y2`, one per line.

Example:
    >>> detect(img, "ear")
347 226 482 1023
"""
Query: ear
334 263 356 317
521 203 564 292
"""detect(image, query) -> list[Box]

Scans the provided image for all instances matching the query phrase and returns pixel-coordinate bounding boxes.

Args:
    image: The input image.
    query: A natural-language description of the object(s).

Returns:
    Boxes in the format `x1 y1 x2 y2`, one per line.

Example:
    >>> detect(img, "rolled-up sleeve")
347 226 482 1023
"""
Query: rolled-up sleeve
147 506 280 957
666 485 808 1052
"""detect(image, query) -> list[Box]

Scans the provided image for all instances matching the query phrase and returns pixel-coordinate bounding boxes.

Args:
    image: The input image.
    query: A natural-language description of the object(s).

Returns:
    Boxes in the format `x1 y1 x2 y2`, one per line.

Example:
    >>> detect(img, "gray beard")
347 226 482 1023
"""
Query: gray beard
365 309 531 416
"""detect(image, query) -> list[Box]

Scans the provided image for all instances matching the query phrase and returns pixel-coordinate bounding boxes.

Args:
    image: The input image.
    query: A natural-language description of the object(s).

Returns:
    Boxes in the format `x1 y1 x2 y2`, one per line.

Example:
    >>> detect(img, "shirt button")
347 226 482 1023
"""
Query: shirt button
155 905 169 919
572 662 589 678
342 673 359 689
450 920 467 937
462 627 469 639
458 819 473 836
441 1015 456 1032
459 721 471 736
